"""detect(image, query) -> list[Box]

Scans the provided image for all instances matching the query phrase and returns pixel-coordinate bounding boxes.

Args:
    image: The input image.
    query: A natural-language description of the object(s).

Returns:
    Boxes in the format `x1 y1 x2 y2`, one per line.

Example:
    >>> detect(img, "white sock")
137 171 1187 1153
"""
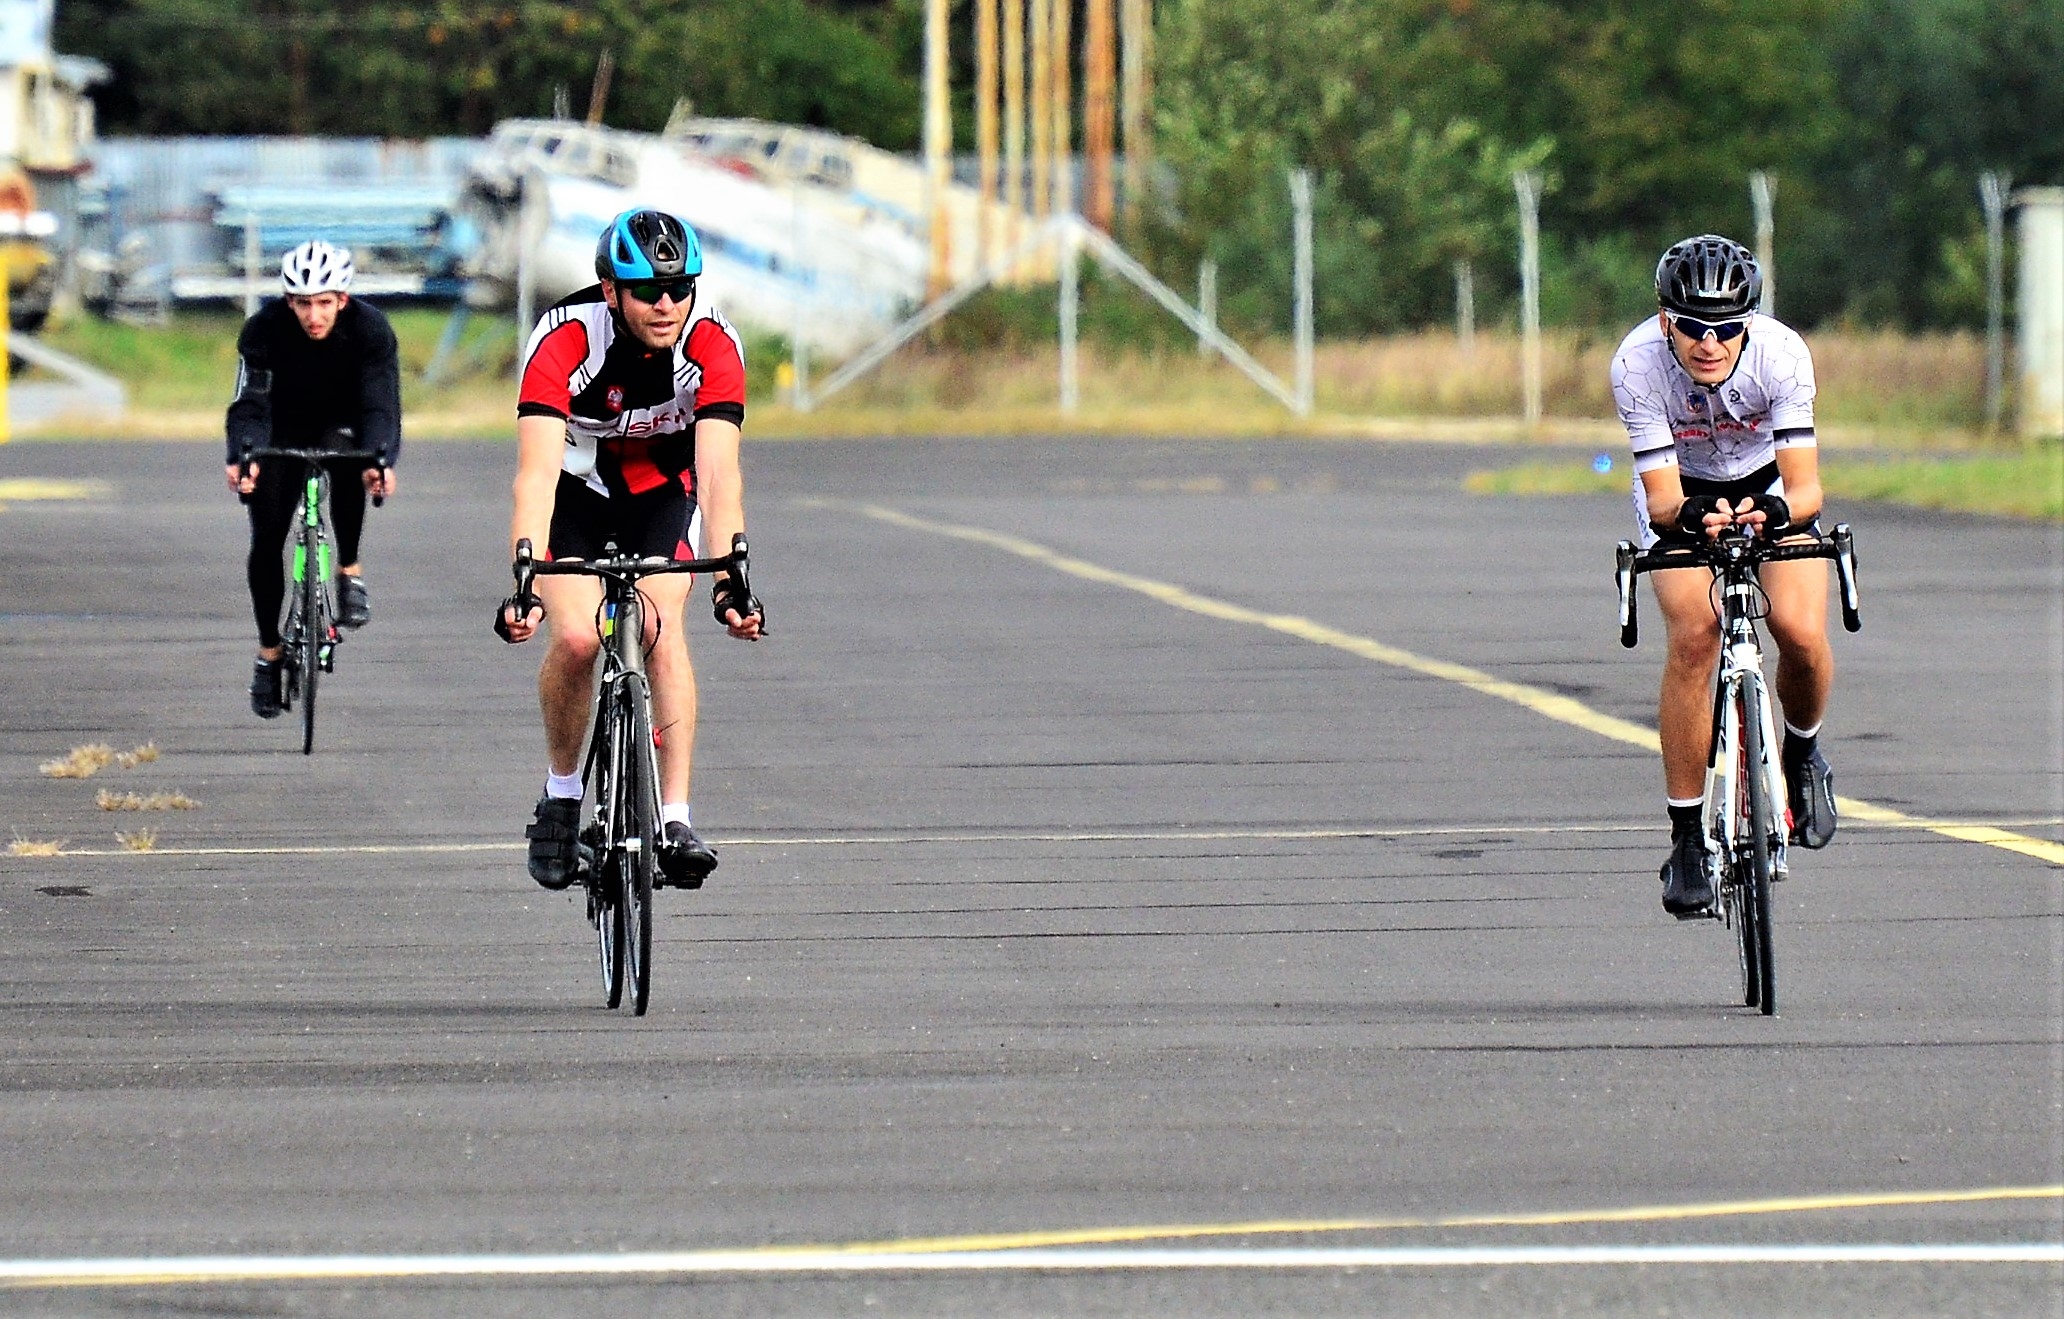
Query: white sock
661 802 692 828
545 770 583 800
1666 796 1703 810
1784 720 1821 740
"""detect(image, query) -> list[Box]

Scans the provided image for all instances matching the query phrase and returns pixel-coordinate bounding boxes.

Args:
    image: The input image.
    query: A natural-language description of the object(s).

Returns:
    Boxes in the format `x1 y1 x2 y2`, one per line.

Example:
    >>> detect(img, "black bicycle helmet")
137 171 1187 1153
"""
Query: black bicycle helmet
593 208 702 282
1655 234 1762 318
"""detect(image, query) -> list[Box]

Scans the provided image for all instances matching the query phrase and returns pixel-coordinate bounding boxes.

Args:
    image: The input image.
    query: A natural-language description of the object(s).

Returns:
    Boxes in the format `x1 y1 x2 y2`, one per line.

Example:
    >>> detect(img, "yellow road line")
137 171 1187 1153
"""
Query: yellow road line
803 1183 2064 1255
858 504 2064 868
0 477 112 502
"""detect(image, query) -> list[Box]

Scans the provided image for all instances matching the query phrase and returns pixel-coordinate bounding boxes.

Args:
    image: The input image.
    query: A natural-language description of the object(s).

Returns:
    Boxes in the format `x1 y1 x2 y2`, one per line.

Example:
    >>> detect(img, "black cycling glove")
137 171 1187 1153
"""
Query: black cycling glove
711 575 765 632
1739 492 1791 533
1673 494 1726 535
493 593 543 643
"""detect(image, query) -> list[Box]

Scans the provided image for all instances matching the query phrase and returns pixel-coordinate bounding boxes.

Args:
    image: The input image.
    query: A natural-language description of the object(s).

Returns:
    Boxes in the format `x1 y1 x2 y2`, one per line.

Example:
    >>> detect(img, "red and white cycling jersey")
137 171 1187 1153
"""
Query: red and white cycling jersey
516 285 747 499
1610 313 1816 483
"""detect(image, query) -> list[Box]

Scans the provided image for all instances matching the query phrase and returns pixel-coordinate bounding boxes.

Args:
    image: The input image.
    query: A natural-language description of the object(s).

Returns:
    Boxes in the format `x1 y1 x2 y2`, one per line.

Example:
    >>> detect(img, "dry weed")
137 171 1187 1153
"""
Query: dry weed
115 828 159 852
115 743 161 768
94 790 199 812
8 835 67 856
39 744 117 779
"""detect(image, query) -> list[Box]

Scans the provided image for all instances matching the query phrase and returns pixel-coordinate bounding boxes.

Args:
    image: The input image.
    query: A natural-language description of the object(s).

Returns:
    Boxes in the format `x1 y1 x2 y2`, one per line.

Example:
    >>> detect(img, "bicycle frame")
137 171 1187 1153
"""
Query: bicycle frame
1702 542 1791 884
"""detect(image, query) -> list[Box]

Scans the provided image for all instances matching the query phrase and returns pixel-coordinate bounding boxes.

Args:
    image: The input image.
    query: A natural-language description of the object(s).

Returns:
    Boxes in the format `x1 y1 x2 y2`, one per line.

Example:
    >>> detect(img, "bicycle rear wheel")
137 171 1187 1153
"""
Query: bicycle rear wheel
1738 675 1778 1015
297 530 322 755
617 676 657 1016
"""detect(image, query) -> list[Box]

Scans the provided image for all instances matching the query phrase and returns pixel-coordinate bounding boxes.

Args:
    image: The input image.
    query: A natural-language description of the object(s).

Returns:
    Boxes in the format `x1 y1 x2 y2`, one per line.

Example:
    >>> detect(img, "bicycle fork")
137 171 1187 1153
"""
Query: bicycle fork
290 480 338 672
1703 648 1789 888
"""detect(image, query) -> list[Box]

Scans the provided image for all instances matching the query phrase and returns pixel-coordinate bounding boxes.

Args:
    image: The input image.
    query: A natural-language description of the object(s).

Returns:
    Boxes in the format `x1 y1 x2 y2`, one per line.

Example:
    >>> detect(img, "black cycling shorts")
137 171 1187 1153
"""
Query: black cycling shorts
547 472 700 562
1639 460 1820 550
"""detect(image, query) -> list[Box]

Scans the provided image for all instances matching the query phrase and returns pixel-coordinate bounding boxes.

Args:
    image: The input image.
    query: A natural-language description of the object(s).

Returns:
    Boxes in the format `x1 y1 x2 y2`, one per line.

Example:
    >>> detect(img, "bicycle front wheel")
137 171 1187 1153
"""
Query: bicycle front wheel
298 531 322 754
616 675 658 1016
591 709 628 1010
1738 674 1778 1015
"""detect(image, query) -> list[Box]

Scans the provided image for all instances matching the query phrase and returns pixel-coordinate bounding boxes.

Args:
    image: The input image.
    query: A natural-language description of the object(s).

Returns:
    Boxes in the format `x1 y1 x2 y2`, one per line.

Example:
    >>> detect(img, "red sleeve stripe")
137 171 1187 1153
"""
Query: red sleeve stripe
685 314 747 410
517 315 592 417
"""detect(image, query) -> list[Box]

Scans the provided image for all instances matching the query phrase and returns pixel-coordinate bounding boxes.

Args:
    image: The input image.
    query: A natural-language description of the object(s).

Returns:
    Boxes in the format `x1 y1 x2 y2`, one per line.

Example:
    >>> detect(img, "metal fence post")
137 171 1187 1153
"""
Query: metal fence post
1197 259 1216 358
1751 171 1777 321
1980 171 2011 432
1454 258 1474 353
1513 170 1542 429
1059 219 1080 415
243 211 261 318
1290 169 1313 417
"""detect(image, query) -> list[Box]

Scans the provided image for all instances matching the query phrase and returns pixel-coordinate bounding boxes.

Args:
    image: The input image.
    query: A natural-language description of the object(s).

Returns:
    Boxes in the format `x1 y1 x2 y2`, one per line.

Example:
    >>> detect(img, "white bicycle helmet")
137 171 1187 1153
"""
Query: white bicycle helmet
280 239 354 295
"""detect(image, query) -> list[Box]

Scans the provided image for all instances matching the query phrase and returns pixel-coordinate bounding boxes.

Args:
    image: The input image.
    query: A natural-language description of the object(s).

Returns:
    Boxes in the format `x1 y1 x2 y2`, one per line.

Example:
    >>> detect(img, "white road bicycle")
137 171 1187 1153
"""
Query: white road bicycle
1617 522 1861 1015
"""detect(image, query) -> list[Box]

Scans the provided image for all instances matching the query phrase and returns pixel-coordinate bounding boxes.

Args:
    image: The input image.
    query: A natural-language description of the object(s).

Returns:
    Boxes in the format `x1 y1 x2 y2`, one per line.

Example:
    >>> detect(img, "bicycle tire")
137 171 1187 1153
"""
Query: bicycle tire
593 705 628 1010
1739 674 1779 1015
619 675 657 1016
298 527 322 755
1715 686 1760 1008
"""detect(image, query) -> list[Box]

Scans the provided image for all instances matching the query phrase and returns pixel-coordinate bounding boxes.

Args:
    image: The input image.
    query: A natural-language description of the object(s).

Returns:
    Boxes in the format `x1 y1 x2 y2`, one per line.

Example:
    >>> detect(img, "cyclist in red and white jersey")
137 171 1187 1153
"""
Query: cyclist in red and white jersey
1610 234 1838 916
495 208 765 892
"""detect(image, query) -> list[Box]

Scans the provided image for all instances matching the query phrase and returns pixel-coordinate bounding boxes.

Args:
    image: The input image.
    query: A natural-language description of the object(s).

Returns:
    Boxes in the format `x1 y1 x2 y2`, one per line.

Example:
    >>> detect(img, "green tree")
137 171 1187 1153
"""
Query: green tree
56 1 919 142
1152 0 1550 334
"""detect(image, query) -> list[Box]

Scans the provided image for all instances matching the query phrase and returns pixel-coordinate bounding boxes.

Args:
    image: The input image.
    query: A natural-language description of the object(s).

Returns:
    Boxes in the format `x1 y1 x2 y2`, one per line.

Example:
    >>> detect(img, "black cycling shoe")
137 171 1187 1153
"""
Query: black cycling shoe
337 574 370 629
1660 830 1716 918
658 821 717 889
1785 744 1837 850
249 657 284 719
526 796 583 890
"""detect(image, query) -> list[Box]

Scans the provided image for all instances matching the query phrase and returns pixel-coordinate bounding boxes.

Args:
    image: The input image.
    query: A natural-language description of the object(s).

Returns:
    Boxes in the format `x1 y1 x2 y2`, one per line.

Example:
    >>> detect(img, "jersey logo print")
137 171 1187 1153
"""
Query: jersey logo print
606 385 625 413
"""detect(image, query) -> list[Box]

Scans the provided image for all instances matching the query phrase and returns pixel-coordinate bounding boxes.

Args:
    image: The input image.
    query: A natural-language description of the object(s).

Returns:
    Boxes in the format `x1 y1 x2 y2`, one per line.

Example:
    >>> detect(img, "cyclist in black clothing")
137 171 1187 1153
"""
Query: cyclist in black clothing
225 239 402 718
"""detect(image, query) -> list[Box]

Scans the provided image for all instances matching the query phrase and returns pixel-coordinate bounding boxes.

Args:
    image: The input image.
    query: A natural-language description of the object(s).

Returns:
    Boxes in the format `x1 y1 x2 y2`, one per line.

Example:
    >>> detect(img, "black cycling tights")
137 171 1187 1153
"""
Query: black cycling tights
246 460 368 650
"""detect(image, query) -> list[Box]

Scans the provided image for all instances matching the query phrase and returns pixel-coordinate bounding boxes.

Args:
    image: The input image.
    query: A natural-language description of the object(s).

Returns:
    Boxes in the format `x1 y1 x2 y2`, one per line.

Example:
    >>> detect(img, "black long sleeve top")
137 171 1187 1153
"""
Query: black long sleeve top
224 297 402 466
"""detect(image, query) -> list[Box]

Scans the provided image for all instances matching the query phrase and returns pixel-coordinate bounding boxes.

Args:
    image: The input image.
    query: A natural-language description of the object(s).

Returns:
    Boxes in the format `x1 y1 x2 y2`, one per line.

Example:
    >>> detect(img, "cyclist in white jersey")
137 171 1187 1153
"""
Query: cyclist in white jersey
1609 234 1838 916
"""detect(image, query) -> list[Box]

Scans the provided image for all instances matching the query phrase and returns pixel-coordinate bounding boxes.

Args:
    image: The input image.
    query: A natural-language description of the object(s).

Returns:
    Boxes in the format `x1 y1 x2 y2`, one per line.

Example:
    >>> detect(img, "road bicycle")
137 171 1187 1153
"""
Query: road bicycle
1616 521 1860 1015
243 443 383 755
510 533 753 1016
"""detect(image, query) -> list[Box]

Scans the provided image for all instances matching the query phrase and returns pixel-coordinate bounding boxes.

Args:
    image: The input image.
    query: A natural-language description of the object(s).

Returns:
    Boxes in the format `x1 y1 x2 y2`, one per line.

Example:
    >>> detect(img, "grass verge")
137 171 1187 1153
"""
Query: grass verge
1464 444 2063 520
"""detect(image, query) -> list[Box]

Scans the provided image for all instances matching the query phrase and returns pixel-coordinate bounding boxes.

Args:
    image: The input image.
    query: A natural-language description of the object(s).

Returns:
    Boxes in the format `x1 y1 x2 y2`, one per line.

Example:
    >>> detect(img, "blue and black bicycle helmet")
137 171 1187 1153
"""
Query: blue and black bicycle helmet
1655 234 1762 318
594 208 703 283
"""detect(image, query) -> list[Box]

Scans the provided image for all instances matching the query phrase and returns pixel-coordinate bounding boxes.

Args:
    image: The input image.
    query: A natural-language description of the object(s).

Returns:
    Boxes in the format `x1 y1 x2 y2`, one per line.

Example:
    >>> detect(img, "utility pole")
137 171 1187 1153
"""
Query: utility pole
1004 0 1025 259
1030 0 1051 220
976 0 999 267
924 0 952 298
1084 0 1115 231
1051 0 1074 217
1119 0 1151 228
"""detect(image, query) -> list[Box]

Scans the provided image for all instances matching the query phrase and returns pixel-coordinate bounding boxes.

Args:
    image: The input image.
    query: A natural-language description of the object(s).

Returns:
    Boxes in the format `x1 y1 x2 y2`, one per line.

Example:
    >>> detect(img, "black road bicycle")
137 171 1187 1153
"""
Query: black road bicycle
1616 522 1860 1015
511 533 752 1015
243 443 383 755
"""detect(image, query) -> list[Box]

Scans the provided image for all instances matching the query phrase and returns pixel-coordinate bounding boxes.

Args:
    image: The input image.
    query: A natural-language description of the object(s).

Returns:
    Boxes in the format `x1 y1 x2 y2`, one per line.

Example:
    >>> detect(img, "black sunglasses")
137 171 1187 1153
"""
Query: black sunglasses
618 277 696 305
1668 313 1749 343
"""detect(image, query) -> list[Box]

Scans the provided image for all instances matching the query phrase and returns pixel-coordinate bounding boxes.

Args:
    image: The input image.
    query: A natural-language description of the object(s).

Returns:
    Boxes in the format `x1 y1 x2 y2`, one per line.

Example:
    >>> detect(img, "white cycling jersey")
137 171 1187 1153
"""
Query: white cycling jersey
1610 313 1817 483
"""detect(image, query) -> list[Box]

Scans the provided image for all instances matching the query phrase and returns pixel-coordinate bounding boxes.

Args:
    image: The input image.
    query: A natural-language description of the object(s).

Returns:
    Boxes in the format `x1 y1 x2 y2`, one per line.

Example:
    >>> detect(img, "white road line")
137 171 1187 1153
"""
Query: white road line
851 503 2064 868
2 1243 2060 1287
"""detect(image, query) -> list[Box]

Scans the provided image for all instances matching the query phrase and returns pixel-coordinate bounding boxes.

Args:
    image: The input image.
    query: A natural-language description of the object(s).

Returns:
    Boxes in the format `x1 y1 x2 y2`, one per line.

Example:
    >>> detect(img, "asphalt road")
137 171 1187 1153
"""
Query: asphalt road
2 436 2060 1317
